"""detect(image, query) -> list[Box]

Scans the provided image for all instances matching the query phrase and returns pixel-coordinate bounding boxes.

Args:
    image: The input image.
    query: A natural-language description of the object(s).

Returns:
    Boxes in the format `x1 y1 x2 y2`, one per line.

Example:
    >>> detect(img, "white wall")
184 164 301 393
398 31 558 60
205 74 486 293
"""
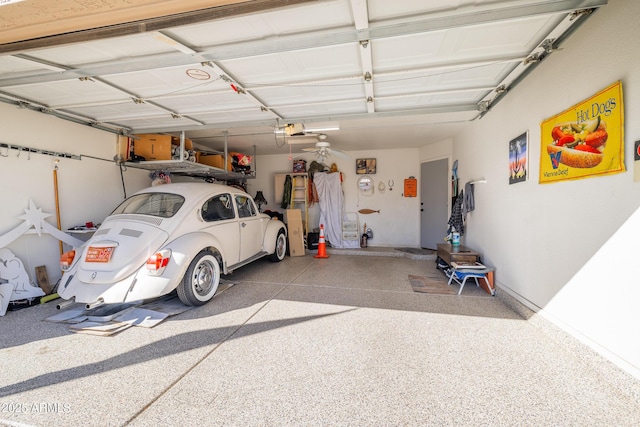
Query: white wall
249 148 422 248
452 0 640 378
0 103 149 286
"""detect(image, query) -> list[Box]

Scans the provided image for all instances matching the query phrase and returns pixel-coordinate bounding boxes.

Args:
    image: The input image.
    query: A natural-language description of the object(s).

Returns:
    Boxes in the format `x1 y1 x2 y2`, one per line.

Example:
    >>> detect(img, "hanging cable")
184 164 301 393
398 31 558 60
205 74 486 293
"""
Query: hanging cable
119 163 127 199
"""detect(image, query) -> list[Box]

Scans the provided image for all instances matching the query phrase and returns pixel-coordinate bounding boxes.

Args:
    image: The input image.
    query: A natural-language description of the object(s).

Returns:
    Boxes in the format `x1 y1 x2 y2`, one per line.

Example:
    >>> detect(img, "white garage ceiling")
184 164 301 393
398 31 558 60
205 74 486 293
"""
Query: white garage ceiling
0 0 607 156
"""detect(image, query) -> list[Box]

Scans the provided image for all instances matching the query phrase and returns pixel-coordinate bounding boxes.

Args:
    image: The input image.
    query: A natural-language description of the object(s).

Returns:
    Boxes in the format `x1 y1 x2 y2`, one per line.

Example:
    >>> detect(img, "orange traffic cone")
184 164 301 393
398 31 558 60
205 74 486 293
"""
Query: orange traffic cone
314 224 330 258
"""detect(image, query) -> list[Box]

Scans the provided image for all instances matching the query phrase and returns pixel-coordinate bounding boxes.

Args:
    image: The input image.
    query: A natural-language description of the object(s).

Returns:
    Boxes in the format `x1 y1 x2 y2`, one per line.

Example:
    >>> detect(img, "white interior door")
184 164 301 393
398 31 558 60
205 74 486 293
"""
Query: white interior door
420 158 449 250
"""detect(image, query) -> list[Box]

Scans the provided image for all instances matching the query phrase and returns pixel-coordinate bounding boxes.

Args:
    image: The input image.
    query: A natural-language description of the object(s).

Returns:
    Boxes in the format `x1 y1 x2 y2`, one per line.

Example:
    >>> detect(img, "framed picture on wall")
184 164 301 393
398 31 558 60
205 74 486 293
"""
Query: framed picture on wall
539 81 624 183
356 158 376 174
509 131 528 184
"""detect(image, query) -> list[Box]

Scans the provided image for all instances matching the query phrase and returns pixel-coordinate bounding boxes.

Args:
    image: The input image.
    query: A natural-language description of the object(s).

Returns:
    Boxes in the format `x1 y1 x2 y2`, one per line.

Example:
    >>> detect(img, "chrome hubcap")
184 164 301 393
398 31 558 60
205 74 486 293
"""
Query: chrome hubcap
194 261 214 295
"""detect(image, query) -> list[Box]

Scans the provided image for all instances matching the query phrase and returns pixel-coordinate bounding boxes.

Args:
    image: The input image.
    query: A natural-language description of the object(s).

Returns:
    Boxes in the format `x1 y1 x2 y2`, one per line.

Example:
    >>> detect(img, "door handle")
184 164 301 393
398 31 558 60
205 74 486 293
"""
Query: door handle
241 222 247 228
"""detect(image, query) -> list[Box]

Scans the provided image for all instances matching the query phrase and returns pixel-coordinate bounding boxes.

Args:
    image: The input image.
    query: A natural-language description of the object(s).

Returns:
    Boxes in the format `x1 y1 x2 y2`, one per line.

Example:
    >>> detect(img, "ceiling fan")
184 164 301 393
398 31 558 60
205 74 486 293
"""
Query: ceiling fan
293 134 350 162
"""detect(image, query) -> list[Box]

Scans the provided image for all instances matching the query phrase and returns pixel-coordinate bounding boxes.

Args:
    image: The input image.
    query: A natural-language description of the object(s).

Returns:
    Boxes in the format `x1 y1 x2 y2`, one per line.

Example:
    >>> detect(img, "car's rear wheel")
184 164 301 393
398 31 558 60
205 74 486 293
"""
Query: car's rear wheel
177 251 220 306
269 229 287 262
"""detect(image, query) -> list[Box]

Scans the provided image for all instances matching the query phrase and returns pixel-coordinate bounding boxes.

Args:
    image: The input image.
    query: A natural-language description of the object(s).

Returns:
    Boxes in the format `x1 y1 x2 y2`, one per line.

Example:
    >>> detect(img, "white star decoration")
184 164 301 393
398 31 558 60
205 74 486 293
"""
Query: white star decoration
17 199 52 236
0 200 84 249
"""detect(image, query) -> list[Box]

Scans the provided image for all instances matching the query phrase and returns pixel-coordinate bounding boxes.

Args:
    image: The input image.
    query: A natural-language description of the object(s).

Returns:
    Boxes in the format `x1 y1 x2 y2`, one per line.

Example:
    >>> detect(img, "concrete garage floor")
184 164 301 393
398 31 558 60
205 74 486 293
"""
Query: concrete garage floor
1 249 639 427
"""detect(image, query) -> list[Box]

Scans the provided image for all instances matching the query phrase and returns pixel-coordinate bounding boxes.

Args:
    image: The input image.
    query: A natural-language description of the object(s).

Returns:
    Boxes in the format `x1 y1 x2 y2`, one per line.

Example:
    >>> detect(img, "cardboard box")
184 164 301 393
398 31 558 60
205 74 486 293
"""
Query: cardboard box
133 134 174 161
117 135 131 161
286 209 305 257
173 138 193 151
197 153 233 171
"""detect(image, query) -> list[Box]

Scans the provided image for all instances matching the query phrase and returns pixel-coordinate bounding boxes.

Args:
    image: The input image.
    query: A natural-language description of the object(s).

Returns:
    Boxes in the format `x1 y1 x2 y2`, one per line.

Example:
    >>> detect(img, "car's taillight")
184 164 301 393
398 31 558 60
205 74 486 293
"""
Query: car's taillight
60 250 76 271
146 250 171 275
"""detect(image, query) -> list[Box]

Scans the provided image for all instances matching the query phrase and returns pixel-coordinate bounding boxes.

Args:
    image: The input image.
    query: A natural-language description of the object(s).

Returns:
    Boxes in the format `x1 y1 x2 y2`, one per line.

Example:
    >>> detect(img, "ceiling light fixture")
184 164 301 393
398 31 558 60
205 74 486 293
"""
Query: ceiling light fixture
275 122 340 135
306 125 340 132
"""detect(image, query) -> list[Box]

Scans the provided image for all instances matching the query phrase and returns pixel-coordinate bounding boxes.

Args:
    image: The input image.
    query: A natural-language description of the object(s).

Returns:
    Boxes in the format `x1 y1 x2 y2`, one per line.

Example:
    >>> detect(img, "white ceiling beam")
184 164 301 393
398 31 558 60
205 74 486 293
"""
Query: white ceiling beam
10 54 68 72
350 0 369 30
359 41 375 114
477 7 600 114
0 0 607 88
201 60 283 121
135 103 479 134
350 0 375 113
151 31 197 55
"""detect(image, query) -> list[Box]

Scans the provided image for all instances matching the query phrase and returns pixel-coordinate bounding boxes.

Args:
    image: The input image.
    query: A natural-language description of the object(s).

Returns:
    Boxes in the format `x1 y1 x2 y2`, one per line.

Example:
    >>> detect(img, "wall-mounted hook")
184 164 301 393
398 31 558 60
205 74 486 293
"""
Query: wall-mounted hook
0 145 8 157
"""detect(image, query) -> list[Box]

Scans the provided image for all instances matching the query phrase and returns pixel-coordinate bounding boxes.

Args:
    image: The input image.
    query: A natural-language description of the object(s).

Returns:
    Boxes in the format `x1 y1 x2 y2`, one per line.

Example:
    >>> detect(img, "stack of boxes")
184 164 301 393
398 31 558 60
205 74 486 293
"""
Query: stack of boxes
128 134 232 171
196 152 233 171
131 134 193 161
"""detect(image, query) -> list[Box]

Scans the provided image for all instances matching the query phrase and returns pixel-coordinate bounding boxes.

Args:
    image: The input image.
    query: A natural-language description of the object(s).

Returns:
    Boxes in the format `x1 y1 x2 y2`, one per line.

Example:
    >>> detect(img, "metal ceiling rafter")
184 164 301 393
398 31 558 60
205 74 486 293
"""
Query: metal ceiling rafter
0 0 320 54
350 0 375 113
0 89 130 134
476 3 604 116
137 103 479 135
67 82 492 125
358 0 608 42
0 0 608 89
10 54 69 72
201 60 282 120
151 31 198 55
76 75 206 126
191 0 609 63
102 104 265 123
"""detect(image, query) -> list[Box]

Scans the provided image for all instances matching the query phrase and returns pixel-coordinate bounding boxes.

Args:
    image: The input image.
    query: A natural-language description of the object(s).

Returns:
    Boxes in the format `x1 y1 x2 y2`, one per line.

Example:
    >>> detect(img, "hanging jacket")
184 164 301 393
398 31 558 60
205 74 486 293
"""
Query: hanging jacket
448 190 464 235
280 174 292 209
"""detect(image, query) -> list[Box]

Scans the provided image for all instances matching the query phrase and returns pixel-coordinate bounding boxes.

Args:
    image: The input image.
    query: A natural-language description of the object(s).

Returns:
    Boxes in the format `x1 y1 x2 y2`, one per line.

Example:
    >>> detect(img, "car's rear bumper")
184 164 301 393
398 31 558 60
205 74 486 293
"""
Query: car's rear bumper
58 269 176 304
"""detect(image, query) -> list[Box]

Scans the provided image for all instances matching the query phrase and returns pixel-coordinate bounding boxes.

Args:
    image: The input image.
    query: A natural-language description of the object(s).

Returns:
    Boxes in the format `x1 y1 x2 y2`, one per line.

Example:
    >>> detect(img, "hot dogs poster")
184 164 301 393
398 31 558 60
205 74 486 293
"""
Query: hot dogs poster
539 81 625 183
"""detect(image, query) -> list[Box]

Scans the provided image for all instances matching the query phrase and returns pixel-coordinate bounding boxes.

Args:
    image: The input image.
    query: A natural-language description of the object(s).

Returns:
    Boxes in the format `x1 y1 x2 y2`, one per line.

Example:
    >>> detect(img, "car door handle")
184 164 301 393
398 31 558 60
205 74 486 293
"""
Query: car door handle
241 222 247 228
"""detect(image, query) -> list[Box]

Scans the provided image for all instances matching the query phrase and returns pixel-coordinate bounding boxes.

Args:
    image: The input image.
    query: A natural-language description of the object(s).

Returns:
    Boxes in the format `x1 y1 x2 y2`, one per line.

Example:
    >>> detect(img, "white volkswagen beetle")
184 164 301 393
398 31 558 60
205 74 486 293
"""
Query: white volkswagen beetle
58 182 287 307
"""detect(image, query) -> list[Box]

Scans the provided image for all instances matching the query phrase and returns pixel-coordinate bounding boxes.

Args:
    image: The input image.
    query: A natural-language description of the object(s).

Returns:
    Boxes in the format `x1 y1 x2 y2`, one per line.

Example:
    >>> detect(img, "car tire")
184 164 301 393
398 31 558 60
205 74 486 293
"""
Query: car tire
177 251 220 306
269 229 287 262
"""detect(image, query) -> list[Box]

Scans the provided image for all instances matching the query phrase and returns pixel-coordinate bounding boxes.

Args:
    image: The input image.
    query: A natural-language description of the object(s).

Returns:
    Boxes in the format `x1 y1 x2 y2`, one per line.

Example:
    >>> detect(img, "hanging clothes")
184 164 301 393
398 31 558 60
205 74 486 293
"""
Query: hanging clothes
307 176 319 206
280 174 292 209
448 189 464 235
314 172 344 248
462 181 475 221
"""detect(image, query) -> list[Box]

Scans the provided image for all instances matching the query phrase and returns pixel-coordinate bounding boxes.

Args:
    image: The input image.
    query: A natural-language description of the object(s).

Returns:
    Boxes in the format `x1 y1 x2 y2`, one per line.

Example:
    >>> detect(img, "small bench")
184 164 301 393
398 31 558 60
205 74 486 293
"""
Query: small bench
446 262 495 296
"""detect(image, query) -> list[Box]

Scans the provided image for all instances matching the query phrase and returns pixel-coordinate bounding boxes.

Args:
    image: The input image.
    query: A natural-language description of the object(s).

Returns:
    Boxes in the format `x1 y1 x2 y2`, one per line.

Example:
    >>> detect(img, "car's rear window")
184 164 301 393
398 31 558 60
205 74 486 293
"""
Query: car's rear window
111 193 185 218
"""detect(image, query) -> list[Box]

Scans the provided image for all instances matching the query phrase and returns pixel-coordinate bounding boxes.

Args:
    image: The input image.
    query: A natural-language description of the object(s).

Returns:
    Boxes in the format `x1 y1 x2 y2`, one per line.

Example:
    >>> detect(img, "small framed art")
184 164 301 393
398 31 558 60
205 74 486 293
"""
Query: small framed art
509 131 528 184
356 158 376 174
